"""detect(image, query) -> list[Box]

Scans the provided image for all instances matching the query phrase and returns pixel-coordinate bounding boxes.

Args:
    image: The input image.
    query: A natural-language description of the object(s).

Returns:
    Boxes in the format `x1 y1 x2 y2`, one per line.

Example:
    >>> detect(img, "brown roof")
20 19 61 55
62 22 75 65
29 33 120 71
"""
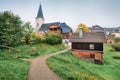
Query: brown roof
70 32 107 43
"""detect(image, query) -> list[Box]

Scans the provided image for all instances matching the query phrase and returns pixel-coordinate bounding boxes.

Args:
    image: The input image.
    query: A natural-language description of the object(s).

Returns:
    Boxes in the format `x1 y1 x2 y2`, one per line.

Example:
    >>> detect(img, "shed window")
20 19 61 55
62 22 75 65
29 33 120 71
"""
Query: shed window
90 54 95 58
89 44 94 49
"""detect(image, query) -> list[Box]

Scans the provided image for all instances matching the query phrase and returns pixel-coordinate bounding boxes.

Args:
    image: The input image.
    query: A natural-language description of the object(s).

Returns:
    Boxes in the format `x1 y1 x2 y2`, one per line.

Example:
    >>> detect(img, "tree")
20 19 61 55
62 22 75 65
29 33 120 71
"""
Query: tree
0 11 23 47
75 23 89 33
22 22 34 44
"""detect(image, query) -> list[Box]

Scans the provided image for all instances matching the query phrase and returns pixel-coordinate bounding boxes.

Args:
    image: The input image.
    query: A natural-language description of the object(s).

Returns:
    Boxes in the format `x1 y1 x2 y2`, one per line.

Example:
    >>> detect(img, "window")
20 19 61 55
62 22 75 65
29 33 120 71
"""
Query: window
90 54 95 58
54 28 57 31
64 35 68 39
37 23 39 26
89 44 94 49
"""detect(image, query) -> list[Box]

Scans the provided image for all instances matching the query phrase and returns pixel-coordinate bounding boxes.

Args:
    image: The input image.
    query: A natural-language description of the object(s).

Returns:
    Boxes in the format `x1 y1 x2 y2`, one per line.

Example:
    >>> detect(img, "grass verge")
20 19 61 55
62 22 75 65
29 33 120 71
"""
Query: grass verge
46 44 120 80
0 43 66 80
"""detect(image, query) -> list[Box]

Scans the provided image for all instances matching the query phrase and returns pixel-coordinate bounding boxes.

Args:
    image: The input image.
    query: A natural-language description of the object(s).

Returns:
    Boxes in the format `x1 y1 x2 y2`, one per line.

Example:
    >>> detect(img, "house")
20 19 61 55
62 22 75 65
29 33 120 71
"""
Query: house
104 27 119 34
104 27 120 43
39 22 72 39
89 25 104 32
35 4 72 40
89 25 120 33
112 32 120 38
70 28 107 64
89 25 120 43
106 34 115 43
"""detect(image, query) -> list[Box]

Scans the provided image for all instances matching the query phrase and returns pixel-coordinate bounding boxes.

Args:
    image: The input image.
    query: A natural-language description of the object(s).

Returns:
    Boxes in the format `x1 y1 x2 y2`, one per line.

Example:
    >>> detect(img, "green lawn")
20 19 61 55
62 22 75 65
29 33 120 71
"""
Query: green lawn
0 43 66 80
46 43 120 80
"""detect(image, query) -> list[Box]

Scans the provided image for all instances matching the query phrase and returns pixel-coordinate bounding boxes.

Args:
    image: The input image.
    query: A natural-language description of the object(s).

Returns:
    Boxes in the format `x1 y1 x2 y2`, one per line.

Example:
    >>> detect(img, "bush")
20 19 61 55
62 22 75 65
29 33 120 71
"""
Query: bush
114 37 120 43
113 56 120 59
30 47 38 56
45 32 62 45
30 33 42 44
112 43 120 51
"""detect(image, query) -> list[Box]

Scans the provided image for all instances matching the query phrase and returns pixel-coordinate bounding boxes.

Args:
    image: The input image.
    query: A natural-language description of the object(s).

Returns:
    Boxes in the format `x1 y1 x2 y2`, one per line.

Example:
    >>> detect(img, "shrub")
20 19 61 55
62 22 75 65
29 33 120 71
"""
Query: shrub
30 33 42 44
114 37 120 43
30 47 38 56
112 43 120 51
113 56 120 59
45 32 62 45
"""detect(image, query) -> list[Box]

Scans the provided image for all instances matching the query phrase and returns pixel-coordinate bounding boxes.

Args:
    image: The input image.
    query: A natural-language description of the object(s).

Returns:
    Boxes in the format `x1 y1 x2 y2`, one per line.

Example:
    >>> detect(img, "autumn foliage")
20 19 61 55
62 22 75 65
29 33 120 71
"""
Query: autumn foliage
76 24 89 33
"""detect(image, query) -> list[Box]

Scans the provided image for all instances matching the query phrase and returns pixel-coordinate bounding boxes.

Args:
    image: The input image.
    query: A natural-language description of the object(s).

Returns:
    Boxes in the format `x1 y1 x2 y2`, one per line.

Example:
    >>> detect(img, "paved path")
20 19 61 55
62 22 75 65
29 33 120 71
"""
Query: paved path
27 49 69 80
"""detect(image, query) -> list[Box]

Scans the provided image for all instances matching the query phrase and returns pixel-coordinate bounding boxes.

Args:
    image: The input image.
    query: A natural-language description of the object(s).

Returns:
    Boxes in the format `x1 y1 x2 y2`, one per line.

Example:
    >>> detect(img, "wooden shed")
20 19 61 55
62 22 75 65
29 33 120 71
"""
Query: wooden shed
70 31 107 64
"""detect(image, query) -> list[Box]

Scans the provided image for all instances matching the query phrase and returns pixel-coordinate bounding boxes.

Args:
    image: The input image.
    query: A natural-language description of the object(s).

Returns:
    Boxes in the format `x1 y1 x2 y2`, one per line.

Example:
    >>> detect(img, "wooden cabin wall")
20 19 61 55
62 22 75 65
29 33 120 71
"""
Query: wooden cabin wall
72 42 103 51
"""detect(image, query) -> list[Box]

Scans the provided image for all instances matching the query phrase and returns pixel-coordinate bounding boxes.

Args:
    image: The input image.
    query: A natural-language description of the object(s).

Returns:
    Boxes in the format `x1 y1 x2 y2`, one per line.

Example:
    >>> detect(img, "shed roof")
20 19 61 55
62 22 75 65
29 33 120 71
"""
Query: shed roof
70 32 107 43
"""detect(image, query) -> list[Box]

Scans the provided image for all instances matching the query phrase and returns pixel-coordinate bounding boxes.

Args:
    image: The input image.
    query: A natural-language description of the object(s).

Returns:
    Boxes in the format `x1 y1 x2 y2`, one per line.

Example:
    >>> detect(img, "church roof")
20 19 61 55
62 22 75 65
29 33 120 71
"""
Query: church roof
36 4 44 19
39 22 72 33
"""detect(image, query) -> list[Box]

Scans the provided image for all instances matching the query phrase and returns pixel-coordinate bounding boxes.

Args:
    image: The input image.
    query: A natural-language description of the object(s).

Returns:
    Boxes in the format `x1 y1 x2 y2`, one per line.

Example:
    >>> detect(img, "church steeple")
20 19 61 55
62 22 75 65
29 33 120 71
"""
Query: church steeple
36 4 44 19
35 3 44 33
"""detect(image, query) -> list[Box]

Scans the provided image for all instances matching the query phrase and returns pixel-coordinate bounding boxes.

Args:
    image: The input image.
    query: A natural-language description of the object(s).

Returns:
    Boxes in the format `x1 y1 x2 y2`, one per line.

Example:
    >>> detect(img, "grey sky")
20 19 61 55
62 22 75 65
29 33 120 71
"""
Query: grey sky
0 0 120 31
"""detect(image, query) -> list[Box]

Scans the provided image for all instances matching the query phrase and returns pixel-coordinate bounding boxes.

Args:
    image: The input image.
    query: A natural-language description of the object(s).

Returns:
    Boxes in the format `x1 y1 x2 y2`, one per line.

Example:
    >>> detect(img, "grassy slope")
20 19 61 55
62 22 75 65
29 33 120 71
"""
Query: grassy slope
46 44 120 80
0 43 66 80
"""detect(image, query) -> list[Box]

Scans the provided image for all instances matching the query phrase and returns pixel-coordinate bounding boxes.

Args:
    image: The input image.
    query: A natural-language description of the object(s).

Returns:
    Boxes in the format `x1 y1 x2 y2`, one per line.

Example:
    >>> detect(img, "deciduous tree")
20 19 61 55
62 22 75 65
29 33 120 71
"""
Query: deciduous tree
0 11 23 47
22 22 33 44
76 23 89 33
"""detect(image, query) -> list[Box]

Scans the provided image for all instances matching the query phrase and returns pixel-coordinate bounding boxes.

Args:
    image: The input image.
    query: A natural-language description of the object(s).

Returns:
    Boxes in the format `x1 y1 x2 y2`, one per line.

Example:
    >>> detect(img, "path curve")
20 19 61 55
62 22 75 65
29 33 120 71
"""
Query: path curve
27 48 69 80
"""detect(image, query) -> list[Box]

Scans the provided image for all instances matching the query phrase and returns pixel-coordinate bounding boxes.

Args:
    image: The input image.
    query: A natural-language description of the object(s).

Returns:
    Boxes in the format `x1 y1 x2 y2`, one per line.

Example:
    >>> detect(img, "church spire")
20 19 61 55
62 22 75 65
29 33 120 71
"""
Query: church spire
36 3 44 19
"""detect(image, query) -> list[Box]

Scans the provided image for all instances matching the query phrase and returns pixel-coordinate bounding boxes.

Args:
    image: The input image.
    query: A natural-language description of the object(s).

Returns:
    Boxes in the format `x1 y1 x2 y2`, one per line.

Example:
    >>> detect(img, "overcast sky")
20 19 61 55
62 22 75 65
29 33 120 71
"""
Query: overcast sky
0 0 120 31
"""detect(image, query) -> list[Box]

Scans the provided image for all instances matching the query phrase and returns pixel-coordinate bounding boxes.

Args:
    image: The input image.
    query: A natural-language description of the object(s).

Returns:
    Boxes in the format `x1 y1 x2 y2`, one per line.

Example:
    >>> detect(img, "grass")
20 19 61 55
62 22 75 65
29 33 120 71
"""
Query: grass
0 43 66 80
0 59 29 80
46 43 120 80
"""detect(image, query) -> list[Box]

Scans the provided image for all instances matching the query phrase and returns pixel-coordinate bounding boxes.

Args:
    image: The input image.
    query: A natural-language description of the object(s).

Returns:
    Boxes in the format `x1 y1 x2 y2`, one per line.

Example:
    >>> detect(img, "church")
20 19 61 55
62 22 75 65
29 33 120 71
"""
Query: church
35 4 72 40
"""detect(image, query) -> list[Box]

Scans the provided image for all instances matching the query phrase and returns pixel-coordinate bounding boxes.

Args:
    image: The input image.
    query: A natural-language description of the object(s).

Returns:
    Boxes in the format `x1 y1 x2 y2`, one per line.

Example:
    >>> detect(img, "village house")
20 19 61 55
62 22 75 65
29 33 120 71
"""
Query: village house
105 34 115 43
89 25 120 43
70 28 107 64
35 4 72 40
89 25 104 32
90 25 120 33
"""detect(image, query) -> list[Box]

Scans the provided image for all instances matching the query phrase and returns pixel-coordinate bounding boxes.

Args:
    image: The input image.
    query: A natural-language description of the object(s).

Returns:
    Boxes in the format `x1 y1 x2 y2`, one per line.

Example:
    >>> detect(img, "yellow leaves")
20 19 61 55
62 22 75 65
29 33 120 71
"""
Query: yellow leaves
75 23 89 33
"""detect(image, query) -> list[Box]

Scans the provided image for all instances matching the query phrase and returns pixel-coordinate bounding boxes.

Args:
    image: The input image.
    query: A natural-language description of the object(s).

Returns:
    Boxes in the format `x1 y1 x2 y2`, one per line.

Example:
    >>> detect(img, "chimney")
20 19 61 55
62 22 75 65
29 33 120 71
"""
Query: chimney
79 27 83 38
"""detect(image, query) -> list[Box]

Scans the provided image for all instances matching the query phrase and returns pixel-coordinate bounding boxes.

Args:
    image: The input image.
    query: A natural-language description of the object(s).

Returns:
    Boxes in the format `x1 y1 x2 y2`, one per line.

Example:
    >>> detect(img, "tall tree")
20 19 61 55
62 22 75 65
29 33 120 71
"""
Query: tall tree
75 23 89 33
0 11 23 47
22 22 33 44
